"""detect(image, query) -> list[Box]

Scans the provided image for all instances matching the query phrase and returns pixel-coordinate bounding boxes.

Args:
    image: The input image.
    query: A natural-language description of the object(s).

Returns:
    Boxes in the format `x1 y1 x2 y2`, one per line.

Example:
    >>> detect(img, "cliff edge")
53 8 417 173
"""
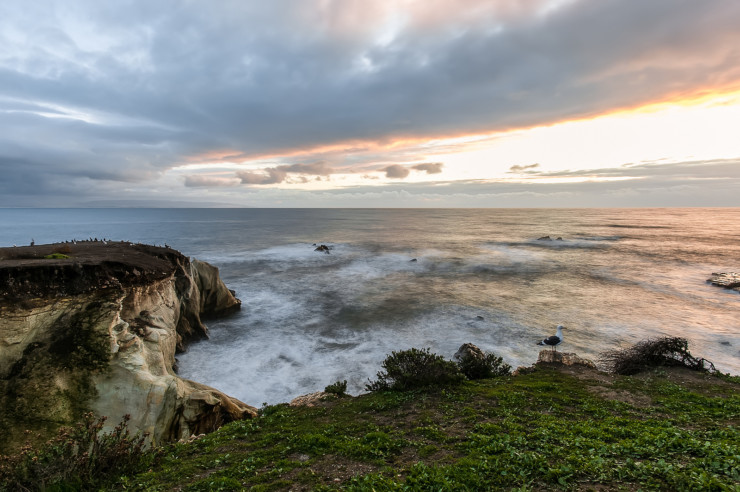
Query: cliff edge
0 241 257 453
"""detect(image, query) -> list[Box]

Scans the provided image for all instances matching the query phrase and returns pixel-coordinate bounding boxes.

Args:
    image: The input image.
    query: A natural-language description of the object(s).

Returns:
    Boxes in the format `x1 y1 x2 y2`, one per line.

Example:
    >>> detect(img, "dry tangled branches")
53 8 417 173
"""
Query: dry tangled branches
599 337 717 376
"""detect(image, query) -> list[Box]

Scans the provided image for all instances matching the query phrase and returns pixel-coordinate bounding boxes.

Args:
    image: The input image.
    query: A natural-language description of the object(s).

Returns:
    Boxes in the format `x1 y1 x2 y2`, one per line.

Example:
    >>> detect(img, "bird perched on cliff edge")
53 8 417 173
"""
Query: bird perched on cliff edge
538 325 565 351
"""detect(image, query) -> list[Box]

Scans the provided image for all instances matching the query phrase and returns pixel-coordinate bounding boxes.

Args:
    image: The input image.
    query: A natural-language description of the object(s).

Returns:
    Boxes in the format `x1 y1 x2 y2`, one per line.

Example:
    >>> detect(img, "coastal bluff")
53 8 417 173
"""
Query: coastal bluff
0 241 257 452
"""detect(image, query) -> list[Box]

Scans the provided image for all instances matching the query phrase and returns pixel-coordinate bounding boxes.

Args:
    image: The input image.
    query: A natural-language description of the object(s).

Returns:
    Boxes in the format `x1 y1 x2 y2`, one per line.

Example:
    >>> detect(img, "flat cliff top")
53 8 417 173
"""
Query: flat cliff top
0 241 187 302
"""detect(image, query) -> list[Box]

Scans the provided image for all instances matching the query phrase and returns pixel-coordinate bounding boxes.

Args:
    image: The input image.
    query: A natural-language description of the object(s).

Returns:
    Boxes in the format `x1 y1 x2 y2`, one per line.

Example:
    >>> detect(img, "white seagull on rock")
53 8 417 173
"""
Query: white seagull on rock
538 325 565 351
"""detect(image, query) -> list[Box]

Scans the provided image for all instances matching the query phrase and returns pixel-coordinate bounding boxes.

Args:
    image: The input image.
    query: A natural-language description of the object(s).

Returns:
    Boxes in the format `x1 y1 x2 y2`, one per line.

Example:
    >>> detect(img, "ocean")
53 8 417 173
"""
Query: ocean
1 208 738 405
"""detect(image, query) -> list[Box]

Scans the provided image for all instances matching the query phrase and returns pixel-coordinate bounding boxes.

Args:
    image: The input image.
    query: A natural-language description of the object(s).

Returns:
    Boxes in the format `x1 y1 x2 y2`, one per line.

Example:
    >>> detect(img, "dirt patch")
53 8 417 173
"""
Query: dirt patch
587 387 653 407
553 364 616 384
283 454 379 491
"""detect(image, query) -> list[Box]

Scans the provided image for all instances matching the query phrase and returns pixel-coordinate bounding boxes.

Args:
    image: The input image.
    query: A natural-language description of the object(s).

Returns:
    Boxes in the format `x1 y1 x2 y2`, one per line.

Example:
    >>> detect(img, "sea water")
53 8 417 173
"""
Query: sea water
1 208 738 405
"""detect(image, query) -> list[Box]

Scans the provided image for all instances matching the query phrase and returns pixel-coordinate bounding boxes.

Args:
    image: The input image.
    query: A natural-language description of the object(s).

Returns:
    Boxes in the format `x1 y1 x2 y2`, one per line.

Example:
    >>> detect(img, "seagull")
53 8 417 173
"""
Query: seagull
538 325 565 351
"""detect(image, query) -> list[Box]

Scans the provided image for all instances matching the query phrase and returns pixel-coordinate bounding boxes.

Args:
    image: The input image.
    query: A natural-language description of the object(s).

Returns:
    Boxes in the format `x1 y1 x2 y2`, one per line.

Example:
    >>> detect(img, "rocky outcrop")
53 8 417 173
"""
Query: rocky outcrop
454 343 486 362
707 272 740 293
536 350 597 368
0 242 256 452
290 391 330 407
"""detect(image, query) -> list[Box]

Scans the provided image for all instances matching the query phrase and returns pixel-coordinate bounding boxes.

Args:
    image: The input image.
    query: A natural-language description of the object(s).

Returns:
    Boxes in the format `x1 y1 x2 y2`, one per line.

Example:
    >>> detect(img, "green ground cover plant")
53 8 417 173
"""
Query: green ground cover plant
116 364 737 491
3 344 738 491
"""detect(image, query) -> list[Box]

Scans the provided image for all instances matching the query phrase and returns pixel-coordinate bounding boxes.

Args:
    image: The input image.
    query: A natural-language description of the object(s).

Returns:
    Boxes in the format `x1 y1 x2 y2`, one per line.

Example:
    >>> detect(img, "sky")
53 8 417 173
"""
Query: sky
1 0 740 207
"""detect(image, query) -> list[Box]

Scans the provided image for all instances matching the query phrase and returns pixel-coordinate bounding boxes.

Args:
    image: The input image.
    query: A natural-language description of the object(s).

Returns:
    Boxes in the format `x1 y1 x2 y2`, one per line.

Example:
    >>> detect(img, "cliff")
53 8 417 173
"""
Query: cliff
0 242 257 453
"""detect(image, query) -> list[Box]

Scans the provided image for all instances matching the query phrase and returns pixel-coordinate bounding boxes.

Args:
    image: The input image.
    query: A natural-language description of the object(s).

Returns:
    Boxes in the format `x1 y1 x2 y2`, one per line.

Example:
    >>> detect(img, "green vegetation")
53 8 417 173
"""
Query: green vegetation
43 253 70 259
114 366 739 490
324 380 348 397
0 414 148 491
365 347 465 391
3 344 738 491
455 349 512 380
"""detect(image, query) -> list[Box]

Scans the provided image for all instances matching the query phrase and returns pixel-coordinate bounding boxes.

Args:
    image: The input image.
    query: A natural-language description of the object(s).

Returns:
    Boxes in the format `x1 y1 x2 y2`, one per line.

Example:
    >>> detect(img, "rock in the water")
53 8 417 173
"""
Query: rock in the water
556 237 563 241
314 244 331 254
538 235 552 241
409 258 417 262
454 343 486 362
475 315 484 321
290 392 329 407
536 350 596 368
707 272 740 292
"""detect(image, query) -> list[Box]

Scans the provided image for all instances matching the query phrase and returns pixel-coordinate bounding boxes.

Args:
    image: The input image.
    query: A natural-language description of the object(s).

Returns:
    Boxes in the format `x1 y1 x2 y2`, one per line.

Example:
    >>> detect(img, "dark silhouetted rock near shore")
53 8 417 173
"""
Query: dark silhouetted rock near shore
707 272 740 293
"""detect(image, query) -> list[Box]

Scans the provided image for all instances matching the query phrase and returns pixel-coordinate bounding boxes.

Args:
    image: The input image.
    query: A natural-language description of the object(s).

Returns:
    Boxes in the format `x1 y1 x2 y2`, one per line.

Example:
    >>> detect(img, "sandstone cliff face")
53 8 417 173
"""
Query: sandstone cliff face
0 243 256 452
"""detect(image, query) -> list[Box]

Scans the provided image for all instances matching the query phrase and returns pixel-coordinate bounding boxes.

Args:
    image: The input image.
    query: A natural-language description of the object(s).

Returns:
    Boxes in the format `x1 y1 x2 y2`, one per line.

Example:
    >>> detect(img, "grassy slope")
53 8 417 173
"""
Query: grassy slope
122 364 739 491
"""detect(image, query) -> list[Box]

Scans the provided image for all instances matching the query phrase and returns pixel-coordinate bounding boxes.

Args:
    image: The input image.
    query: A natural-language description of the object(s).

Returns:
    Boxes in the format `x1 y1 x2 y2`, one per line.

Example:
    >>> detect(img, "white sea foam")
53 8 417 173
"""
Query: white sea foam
5 208 738 401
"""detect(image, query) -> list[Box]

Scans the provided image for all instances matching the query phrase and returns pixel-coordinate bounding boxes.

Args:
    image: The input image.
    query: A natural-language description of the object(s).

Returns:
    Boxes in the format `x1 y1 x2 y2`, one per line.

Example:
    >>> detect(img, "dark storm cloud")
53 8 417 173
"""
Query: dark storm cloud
1 0 740 203
236 162 334 185
383 165 411 179
412 162 444 174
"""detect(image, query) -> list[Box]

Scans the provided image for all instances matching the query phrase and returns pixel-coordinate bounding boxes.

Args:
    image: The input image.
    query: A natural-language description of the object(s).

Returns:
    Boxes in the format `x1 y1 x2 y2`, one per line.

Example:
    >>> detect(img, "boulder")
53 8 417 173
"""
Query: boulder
454 343 486 362
314 245 331 254
536 350 596 368
290 392 329 407
537 236 552 241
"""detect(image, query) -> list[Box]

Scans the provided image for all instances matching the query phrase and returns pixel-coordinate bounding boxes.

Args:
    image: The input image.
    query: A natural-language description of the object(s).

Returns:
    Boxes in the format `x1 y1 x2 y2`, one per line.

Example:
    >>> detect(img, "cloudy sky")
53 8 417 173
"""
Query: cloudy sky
2 0 740 207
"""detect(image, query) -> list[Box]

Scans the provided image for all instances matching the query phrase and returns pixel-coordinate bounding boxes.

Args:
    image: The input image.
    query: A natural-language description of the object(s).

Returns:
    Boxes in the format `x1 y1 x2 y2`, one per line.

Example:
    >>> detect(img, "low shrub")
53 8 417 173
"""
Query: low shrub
365 348 464 392
599 337 717 375
43 253 70 259
0 413 149 491
324 380 348 397
456 351 511 380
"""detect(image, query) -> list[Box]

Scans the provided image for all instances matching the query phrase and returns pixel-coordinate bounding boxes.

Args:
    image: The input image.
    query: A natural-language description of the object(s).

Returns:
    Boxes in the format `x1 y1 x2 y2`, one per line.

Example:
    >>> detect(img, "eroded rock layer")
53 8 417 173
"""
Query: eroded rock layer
0 242 256 452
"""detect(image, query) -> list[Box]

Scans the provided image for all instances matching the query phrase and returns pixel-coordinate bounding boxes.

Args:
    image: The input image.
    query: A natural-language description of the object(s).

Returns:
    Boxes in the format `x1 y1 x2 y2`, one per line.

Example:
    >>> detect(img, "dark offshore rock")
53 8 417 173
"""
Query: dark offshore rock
0 242 255 452
314 244 331 254
538 235 552 241
707 272 740 293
